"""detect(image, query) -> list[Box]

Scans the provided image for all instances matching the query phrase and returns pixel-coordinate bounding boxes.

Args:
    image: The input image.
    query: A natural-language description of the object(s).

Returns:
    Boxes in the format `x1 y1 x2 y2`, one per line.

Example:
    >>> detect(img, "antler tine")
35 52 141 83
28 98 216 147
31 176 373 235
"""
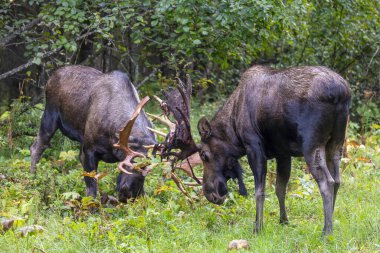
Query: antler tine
114 96 150 172
146 112 176 131
117 162 133 175
186 74 192 91
153 75 198 161
147 127 167 137
177 76 191 115
171 172 193 201
176 76 185 87
173 153 202 184
153 95 163 104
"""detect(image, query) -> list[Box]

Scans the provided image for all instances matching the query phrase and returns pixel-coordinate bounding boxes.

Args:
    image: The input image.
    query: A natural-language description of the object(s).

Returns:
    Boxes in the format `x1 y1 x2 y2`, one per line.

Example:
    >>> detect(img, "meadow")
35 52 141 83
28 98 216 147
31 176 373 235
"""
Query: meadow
0 99 379 252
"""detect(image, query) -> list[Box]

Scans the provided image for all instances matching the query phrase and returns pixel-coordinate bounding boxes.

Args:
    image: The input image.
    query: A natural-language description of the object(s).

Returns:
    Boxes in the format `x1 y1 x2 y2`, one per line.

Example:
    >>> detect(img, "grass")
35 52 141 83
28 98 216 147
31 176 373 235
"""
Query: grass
0 100 379 252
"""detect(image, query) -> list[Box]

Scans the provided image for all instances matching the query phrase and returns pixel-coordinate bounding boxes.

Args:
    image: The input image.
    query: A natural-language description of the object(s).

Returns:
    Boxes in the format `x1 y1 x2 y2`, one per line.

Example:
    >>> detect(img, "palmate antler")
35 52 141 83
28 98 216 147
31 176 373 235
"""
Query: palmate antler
173 152 202 183
148 75 202 186
113 96 150 174
153 75 198 160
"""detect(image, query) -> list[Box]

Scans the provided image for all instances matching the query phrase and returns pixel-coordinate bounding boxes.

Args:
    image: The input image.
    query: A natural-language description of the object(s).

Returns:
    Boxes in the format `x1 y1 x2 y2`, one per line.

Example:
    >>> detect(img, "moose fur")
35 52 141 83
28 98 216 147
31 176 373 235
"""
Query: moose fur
197 65 351 235
30 65 156 201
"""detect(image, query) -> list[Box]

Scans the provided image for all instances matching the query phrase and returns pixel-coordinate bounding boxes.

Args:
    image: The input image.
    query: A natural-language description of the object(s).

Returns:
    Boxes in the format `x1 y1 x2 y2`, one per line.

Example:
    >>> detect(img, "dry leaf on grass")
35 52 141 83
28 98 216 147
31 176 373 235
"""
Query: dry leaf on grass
18 225 45 237
1 219 14 232
228 239 249 251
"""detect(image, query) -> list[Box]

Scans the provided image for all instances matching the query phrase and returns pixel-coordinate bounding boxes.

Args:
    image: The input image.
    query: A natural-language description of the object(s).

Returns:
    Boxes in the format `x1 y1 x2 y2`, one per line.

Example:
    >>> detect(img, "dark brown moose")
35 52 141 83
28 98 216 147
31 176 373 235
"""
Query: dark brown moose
196 65 351 235
30 65 156 202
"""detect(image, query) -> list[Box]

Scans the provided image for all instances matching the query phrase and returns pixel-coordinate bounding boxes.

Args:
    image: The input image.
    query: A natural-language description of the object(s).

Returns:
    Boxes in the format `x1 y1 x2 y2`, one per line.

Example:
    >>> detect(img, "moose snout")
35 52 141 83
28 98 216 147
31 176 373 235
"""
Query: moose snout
203 178 228 205
117 172 145 202
118 184 132 203
209 192 227 205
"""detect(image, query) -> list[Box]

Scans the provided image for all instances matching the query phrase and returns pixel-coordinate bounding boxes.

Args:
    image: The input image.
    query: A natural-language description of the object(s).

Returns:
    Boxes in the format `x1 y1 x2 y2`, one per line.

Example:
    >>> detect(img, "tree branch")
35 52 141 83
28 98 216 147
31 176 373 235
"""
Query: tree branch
0 30 97 81
135 69 157 89
135 61 168 89
339 45 372 74
0 50 59 81
0 17 41 48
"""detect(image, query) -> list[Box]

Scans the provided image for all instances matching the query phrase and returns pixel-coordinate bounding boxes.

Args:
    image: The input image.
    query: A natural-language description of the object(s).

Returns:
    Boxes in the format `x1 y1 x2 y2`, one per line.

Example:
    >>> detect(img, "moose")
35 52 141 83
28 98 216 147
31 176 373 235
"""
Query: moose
30 65 157 202
31 65 202 202
195 65 351 235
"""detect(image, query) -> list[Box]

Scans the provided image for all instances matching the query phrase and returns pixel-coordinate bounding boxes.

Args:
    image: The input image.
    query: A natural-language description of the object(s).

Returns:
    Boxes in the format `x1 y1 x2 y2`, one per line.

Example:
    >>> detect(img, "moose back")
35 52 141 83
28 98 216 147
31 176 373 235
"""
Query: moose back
30 65 156 202
196 65 351 235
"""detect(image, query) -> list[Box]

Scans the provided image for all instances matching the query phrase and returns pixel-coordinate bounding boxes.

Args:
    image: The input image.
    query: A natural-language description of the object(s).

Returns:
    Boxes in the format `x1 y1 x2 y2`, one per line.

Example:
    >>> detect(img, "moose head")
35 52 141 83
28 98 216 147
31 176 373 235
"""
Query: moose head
197 117 247 204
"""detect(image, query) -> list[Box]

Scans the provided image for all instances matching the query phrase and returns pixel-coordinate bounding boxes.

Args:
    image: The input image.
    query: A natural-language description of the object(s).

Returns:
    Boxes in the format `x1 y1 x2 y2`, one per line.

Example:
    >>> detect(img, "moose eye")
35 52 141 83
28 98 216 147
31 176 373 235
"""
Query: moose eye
200 150 209 162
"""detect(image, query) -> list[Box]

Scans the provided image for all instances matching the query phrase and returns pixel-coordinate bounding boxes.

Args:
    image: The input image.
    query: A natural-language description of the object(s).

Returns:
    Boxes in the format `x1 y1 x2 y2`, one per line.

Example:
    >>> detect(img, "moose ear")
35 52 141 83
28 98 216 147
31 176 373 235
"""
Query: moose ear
197 117 212 141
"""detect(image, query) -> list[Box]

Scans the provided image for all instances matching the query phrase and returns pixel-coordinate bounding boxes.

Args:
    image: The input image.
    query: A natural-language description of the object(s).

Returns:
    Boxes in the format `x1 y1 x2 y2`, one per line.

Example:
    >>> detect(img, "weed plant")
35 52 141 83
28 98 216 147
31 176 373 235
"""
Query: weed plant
0 98 379 252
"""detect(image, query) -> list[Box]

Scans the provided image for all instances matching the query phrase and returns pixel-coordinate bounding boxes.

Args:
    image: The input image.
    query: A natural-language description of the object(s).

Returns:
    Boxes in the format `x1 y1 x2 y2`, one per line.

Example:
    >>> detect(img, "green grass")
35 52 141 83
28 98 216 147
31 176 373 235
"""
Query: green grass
0 100 379 252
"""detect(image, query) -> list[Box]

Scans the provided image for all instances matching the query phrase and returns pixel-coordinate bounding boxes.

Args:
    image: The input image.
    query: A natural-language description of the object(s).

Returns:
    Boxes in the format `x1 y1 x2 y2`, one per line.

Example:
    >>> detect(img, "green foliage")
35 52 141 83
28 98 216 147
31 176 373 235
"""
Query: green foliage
1 0 379 103
354 100 380 135
0 97 78 159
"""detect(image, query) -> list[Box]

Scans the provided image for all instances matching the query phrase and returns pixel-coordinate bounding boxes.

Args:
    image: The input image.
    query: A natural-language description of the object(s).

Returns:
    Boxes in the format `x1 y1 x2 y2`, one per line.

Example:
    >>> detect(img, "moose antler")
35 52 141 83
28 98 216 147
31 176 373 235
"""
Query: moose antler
173 152 202 183
152 75 198 161
146 112 176 139
113 96 150 174
113 93 201 200
146 75 202 186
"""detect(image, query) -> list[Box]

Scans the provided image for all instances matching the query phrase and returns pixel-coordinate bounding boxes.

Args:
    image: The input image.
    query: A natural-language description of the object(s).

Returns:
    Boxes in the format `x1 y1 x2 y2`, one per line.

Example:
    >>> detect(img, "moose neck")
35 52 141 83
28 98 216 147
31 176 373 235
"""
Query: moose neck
210 86 246 158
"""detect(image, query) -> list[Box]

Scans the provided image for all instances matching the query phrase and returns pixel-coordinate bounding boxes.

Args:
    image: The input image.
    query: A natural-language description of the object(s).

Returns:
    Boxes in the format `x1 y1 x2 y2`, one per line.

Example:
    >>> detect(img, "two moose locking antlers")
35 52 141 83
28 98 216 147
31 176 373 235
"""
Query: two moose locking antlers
113 76 202 197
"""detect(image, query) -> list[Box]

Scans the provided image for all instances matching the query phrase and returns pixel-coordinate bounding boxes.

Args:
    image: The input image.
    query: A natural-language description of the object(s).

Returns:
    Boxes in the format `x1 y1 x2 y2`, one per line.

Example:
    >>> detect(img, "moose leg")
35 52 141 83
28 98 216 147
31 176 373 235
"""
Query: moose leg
304 146 335 236
275 156 291 224
80 146 99 198
326 112 347 211
247 142 267 233
30 110 58 173
326 145 343 210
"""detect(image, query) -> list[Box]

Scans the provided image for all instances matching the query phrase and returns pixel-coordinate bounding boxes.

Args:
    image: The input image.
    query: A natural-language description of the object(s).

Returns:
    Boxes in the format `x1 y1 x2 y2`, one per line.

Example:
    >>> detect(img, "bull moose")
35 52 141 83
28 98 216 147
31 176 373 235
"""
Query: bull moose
195 65 351 235
30 65 156 202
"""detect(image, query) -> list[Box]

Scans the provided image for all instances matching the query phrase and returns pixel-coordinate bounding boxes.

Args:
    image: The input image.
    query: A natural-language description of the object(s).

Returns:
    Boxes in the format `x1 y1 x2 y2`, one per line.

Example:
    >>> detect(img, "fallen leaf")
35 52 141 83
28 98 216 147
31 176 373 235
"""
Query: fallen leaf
154 185 174 195
81 197 99 210
18 225 45 237
228 239 249 251
83 171 108 181
64 199 81 208
1 219 14 232
346 140 360 148
94 172 108 181
357 157 371 163
82 171 97 178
